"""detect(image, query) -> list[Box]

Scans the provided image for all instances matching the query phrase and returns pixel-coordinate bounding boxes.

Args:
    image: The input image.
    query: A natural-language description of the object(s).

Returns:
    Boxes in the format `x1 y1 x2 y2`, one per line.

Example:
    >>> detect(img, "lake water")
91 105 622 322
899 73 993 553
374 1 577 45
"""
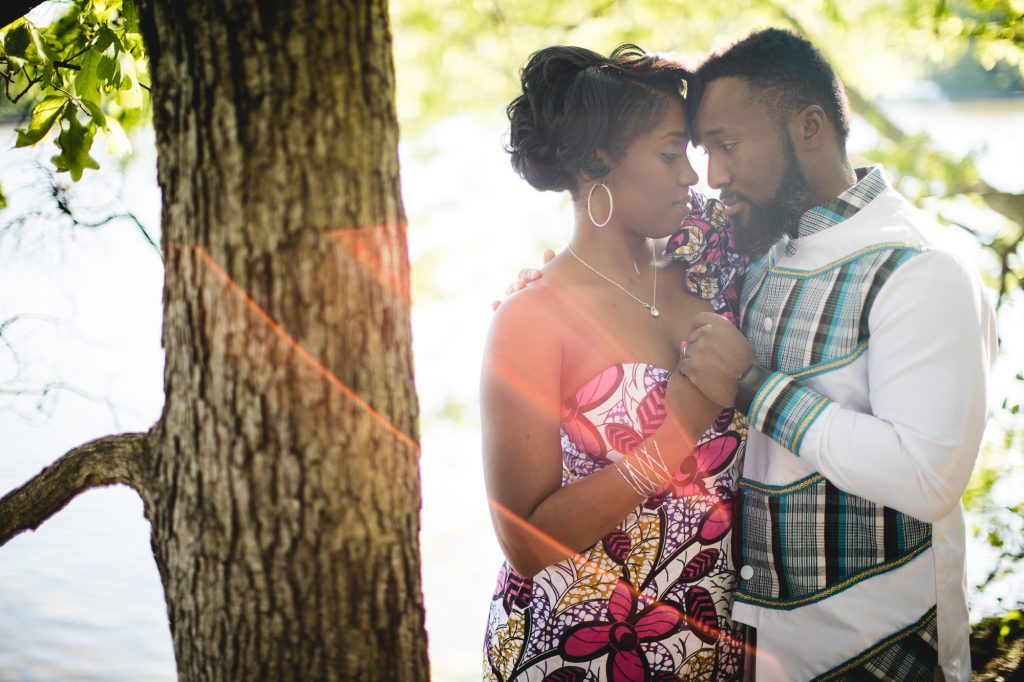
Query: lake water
0 96 1022 681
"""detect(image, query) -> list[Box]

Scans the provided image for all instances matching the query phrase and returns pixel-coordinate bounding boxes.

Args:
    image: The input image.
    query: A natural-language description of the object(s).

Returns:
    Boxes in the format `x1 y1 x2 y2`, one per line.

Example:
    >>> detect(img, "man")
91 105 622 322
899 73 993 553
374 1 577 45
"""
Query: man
679 29 997 680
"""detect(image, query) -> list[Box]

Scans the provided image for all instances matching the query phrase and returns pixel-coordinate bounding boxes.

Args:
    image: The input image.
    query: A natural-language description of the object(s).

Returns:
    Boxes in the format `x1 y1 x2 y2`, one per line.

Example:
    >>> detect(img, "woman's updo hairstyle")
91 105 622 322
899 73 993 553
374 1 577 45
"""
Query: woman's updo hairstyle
506 44 692 196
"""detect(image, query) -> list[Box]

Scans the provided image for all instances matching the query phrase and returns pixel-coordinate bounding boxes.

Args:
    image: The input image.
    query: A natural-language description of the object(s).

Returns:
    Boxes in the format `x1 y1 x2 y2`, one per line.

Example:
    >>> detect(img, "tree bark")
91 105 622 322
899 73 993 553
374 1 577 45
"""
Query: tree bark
0 433 147 545
132 0 427 678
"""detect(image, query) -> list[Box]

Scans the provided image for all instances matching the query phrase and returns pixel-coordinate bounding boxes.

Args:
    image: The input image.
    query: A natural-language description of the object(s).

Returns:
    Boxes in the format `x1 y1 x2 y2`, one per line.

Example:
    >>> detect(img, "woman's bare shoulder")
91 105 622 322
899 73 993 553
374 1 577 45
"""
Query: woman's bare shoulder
489 278 566 340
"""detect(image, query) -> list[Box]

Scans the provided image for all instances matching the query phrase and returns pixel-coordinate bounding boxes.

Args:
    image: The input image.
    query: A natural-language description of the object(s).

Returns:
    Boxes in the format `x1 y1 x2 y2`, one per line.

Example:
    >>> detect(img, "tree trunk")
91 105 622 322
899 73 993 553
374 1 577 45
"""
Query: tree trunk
134 0 427 678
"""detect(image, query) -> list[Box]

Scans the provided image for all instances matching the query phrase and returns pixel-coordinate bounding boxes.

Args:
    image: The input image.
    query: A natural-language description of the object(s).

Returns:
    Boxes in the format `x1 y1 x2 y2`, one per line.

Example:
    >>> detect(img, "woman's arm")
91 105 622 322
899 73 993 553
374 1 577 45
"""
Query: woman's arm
481 290 721 577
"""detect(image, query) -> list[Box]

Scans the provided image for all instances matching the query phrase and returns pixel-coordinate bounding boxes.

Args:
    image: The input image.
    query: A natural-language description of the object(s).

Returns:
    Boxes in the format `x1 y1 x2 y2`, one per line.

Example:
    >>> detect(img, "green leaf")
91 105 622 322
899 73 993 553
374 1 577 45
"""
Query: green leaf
39 62 54 88
75 49 102 100
123 0 141 34
3 25 31 58
93 0 119 24
26 23 59 65
82 97 106 126
97 54 119 85
5 55 26 74
15 96 68 147
119 79 143 108
101 115 132 155
51 112 101 181
0 183 7 210
95 27 122 55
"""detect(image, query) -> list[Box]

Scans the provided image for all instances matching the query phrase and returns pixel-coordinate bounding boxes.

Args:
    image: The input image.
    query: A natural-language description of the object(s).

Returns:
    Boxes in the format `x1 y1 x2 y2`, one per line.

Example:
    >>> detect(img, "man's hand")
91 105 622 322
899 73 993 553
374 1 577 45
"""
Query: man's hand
679 312 757 407
491 248 556 311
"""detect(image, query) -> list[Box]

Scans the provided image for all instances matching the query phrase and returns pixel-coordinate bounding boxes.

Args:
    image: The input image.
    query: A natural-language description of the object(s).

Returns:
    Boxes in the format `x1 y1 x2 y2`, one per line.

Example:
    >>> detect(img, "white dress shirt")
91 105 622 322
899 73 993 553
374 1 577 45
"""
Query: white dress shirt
732 175 997 681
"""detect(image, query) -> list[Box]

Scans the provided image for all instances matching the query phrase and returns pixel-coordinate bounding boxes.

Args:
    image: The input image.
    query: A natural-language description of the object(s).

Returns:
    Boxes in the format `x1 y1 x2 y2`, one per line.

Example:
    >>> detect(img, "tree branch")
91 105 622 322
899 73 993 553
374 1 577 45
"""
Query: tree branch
70 212 164 260
9 74 40 103
0 432 148 546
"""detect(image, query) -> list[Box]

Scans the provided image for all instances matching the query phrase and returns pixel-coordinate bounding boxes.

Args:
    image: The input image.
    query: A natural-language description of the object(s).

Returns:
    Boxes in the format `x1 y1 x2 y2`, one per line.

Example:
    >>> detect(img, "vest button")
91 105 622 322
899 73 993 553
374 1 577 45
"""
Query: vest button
740 565 754 580
762 317 773 332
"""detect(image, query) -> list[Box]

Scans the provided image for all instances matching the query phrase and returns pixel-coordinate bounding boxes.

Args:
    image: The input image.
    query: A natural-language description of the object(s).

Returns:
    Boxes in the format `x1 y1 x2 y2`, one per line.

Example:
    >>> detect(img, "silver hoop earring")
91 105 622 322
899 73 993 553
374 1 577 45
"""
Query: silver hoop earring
587 182 613 228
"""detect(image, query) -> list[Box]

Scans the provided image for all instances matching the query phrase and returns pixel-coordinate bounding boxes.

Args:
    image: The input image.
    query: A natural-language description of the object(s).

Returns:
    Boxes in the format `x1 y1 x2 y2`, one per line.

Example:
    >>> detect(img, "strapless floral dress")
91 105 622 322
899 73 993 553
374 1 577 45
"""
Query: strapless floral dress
482 193 749 682
483 362 748 681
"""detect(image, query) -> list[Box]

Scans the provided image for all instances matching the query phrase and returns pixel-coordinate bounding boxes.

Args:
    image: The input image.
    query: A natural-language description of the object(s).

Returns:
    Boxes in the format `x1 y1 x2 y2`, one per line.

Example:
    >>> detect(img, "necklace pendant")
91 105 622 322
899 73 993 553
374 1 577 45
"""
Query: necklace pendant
567 246 659 319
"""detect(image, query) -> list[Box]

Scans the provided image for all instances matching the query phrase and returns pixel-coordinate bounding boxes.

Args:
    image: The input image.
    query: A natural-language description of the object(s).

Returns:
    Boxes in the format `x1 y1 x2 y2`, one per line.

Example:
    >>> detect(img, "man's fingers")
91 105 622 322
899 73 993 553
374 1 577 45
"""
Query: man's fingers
518 267 543 281
543 248 556 264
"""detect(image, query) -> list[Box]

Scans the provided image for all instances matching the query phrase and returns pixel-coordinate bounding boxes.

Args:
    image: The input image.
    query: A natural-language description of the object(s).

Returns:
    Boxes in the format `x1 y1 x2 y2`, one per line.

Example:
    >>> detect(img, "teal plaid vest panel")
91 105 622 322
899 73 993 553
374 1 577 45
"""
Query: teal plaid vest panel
735 474 932 609
736 243 932 609
740 243 923 380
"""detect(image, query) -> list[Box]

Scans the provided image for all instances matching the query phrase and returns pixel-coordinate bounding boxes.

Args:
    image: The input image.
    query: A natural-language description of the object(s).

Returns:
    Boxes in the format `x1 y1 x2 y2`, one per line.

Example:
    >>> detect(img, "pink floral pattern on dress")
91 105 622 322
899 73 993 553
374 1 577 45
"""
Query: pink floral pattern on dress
560 580 685 678
483 363 747 681
561 365 624 459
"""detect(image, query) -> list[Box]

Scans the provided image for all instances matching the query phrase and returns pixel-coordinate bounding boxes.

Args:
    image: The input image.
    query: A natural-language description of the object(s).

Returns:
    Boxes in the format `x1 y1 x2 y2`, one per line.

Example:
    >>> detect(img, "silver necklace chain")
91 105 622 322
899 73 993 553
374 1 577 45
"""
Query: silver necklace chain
567 246 660 318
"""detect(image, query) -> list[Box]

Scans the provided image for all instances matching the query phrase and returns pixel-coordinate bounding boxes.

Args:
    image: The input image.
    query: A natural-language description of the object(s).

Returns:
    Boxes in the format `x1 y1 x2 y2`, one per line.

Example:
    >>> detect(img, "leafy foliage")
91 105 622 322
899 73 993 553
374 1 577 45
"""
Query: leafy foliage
0 0 147 182
971 609 1024 676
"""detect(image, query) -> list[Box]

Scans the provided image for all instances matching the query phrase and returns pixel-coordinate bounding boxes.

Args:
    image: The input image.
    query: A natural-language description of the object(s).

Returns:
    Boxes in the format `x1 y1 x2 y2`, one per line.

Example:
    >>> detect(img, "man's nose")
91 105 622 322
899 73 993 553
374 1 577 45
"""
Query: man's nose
707 156 730 190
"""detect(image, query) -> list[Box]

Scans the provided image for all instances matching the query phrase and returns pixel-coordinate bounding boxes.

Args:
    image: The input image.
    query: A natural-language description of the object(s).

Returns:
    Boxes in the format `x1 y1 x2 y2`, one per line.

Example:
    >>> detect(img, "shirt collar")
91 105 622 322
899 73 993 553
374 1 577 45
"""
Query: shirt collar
795 165 888 240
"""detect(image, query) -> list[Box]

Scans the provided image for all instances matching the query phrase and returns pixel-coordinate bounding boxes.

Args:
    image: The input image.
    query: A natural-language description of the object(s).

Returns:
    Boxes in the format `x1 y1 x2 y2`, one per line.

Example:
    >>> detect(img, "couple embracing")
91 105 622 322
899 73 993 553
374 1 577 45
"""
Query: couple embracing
480 28 996 682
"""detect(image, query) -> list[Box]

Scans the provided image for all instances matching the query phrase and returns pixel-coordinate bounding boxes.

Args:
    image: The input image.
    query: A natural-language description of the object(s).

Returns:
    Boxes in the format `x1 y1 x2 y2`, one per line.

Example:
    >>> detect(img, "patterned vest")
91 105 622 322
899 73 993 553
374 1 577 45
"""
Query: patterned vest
735 243 933 609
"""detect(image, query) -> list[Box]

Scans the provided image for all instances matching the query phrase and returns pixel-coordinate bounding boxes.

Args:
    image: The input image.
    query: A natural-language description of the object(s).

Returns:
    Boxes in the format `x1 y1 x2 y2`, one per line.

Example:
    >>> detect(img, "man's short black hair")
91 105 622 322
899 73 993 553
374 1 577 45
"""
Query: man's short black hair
690 28 850 146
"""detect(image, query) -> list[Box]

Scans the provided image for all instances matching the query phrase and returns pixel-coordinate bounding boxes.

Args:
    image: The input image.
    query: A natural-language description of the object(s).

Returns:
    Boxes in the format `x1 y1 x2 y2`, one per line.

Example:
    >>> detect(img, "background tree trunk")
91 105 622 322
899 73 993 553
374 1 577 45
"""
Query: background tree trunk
134 0 428 678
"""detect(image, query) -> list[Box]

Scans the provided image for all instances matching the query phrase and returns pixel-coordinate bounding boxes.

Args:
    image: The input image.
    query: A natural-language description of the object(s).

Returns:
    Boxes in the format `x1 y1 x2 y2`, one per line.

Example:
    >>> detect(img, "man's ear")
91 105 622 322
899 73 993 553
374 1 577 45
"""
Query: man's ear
791 104 828 150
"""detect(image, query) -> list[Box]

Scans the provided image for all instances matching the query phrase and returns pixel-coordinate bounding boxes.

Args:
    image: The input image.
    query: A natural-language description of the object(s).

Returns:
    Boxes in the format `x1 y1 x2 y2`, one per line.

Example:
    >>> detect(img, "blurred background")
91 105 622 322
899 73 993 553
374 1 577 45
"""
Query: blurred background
0 1 1022 679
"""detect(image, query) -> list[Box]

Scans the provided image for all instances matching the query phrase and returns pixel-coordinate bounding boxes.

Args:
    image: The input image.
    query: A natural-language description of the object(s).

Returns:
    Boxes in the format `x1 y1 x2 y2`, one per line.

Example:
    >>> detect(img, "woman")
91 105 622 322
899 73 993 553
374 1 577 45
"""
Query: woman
481 45 748 681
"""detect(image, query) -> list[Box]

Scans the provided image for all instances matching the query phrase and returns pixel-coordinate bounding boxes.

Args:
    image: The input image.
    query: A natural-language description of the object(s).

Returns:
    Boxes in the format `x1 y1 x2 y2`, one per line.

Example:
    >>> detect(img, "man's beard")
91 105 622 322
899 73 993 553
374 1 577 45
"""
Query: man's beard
733 134 811 257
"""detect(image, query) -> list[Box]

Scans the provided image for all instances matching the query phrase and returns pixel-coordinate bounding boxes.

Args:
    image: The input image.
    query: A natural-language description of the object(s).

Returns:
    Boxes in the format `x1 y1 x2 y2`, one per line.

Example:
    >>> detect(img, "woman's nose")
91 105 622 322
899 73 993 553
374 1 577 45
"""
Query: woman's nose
679 158 699 187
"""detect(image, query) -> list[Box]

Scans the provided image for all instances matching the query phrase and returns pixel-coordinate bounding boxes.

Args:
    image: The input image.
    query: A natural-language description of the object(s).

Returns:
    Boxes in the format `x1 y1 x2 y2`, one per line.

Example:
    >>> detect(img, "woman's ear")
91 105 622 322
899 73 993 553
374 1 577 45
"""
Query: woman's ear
585 149 612 180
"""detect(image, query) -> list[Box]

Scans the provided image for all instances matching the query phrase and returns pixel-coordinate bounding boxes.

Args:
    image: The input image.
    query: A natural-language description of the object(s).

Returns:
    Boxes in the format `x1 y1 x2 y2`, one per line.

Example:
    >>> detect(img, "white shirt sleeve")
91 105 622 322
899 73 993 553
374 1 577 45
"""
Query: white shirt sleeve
796 249 997 521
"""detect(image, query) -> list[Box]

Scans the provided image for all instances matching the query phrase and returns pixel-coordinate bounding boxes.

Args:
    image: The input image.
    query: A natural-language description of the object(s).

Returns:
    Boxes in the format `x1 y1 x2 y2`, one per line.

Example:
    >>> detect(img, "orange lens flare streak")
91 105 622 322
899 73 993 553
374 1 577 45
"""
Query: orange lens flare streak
191 244 419 453
326 224 412 308
487 353 561 418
